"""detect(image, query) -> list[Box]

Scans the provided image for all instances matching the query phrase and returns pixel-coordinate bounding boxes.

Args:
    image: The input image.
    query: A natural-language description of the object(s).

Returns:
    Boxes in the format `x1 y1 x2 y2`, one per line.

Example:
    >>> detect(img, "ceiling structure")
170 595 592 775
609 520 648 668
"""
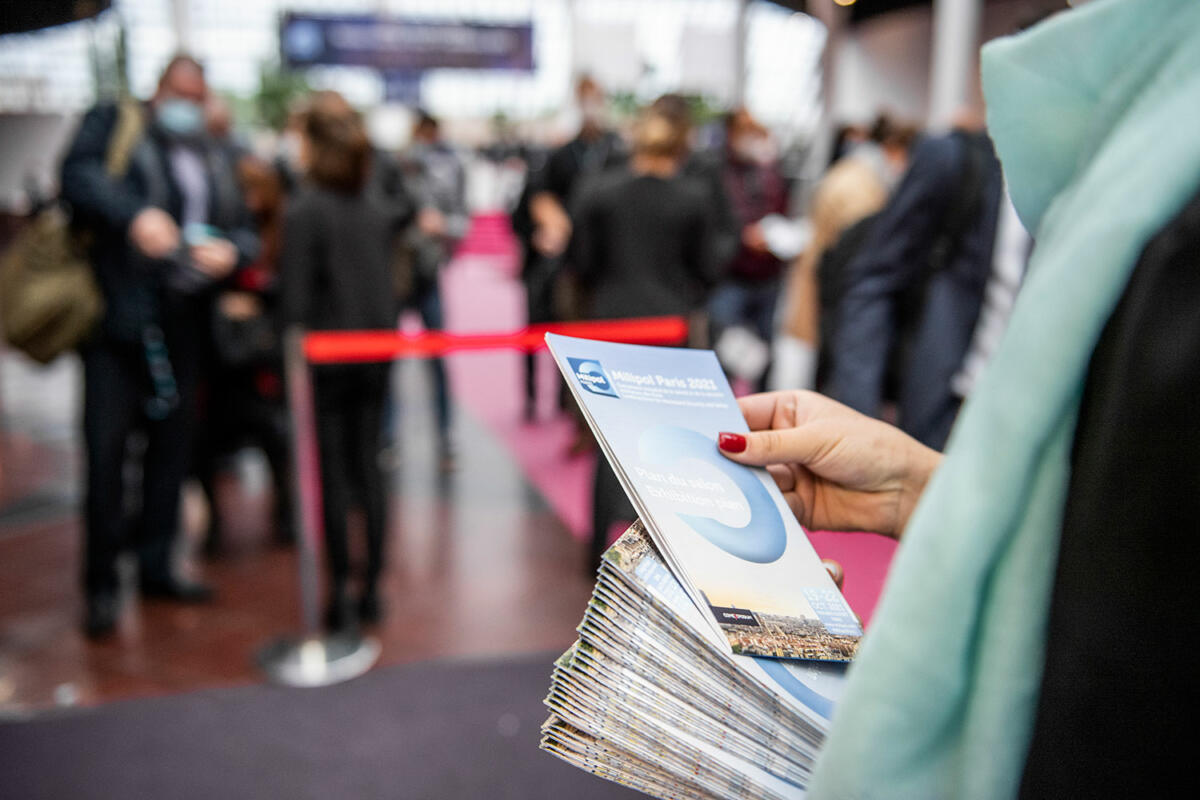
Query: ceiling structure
0 0 112 35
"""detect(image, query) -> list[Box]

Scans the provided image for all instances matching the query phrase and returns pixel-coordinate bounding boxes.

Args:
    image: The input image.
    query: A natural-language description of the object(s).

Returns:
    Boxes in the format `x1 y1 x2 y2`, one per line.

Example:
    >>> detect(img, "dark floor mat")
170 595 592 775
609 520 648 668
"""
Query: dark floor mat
0 652 641 800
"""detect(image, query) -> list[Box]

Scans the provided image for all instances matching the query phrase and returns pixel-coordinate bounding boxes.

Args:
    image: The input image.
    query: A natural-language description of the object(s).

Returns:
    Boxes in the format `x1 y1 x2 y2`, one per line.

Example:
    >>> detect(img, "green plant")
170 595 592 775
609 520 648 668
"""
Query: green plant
254 63 310 132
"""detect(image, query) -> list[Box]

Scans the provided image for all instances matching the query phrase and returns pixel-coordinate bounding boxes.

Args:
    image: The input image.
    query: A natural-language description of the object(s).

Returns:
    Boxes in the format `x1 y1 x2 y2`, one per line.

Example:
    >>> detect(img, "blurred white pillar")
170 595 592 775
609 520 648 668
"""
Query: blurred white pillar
170 0 191 53
733 0 750 106
793 0 845 211
928 0 983 128
567 0 580 79
810 0 844 171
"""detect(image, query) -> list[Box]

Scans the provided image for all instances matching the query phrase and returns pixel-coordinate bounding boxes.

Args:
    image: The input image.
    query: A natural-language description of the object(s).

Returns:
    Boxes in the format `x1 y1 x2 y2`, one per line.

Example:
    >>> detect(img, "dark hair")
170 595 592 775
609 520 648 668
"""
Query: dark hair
869 112 919 151
414 109 439 134
303 91 370 194
160 53 205 82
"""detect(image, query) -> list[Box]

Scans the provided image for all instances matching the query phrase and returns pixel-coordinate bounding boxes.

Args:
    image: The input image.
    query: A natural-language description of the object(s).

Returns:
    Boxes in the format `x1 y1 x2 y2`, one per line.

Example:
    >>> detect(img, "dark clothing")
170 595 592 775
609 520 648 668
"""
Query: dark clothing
827 131 1003 449
402 141 469 278
533 130 626 207
279 184 401 595
570 167 717 564
279 187 402 332
516 131 624 416
81 334 199 593
570 169 719 320
314 365 389 588
196 264 292 549
1018 184 1200 798
683 151 739 276
60 104 255 597
720 152 788 283
61 103 256 342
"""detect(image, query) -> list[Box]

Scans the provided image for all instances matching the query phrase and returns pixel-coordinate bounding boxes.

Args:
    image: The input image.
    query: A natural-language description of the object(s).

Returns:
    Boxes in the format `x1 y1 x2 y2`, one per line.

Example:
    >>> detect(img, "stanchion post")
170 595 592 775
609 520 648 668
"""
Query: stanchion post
286 326 322 637
255 327 380 687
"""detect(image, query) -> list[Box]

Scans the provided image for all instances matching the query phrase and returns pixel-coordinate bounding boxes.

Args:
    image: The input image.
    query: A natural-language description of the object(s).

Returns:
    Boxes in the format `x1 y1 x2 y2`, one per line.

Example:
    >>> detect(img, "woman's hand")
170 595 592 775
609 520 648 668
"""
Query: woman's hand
718 391 941 539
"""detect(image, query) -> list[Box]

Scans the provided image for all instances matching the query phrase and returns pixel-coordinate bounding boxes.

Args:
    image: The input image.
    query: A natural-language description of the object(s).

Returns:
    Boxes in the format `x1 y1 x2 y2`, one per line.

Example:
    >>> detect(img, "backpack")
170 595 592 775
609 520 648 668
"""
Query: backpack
0 99 142 364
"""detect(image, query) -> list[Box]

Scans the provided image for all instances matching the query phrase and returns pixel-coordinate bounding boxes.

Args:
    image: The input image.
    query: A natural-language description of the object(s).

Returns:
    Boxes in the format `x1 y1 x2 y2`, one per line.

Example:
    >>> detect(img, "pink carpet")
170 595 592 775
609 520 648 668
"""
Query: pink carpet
439 215 897 625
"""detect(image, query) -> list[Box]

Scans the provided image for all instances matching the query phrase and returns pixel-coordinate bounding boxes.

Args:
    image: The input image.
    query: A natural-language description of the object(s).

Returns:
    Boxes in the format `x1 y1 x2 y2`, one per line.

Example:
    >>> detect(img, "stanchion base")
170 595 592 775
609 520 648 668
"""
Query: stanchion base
256 633 381 688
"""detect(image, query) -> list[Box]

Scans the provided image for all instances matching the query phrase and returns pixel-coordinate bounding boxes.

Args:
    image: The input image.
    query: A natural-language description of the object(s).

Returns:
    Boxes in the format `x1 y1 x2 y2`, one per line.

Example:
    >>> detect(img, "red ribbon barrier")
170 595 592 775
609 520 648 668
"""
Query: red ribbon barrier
302 316 689 364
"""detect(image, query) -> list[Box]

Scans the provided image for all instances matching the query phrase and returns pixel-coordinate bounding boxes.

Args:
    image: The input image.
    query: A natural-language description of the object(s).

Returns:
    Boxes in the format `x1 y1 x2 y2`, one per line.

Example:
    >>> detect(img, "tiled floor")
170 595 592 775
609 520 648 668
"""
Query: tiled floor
0 338 596 714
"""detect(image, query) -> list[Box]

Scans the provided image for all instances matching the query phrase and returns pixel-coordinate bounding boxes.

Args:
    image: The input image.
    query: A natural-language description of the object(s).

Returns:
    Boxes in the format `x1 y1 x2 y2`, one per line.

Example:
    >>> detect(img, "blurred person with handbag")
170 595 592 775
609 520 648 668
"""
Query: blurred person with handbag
397 111 467 470
59 55 257 637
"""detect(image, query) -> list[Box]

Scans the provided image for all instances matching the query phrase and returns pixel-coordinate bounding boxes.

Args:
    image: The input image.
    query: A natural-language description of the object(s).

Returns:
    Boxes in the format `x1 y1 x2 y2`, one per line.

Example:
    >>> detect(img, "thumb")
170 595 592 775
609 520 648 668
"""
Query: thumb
717 427 825 468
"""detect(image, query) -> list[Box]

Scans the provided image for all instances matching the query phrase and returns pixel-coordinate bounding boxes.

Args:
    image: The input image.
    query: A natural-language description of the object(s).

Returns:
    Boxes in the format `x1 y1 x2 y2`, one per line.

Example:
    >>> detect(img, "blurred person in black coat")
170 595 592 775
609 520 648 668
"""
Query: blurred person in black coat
60 55 257 637
279 92 406 631
515 76 627 421
197 154 293 554
825 118 1007 449
569 104 720 571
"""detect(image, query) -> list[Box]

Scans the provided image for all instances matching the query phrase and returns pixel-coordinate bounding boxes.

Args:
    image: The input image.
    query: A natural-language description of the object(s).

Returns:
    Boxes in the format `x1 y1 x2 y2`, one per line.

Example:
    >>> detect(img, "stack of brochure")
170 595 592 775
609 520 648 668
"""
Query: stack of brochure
539 336 863 799
541 521 846 799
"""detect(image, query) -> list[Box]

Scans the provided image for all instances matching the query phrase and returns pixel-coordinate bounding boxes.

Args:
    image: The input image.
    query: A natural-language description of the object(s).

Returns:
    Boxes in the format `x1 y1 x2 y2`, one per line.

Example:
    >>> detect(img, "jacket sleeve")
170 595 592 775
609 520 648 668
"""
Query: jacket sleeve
213 148 261 272
826 136 962 416
568 178 604 288
373 151 418 232
278 199 319 330
60 105 146 232
706 166 740 275
444 154 471 241
686 187 722 290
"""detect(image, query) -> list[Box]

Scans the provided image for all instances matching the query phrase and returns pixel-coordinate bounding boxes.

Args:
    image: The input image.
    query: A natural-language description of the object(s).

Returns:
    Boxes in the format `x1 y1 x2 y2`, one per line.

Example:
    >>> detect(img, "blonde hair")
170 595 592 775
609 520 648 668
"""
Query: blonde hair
632 109 689 160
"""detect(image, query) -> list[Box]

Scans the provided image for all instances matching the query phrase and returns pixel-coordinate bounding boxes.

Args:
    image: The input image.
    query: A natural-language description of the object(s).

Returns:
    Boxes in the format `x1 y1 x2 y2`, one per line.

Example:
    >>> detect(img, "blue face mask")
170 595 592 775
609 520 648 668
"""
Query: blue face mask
156 98 204 139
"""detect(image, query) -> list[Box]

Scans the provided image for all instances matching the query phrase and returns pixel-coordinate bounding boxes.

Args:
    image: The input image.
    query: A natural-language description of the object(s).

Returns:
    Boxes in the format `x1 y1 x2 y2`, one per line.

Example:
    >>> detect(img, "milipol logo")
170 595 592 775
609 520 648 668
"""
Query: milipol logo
567 358 619 398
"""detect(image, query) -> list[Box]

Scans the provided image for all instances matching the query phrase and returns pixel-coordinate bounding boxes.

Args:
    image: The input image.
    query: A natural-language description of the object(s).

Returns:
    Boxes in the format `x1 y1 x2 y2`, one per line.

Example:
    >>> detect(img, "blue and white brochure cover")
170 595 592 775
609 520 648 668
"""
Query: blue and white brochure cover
547 334 862 662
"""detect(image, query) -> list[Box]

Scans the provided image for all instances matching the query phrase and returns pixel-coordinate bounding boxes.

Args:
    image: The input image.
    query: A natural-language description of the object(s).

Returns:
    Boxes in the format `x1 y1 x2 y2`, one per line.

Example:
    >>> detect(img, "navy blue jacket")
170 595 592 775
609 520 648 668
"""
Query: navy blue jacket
827 130 1003 448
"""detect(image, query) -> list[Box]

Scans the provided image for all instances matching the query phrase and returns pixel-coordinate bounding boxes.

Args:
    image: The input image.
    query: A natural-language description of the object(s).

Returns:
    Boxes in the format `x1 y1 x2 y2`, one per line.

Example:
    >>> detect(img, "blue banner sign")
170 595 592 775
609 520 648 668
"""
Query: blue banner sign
382 71 423 105
281 14 534 72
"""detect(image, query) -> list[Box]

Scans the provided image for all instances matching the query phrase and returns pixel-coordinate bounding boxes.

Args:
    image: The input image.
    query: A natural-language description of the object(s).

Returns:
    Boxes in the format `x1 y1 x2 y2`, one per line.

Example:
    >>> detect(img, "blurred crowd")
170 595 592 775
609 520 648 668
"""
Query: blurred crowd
41 53 1028 639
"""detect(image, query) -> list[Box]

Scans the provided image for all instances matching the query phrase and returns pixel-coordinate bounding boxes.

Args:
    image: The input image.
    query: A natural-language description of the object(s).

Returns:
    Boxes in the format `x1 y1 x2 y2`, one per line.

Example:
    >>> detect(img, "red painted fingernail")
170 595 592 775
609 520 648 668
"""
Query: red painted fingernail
718 432 746 453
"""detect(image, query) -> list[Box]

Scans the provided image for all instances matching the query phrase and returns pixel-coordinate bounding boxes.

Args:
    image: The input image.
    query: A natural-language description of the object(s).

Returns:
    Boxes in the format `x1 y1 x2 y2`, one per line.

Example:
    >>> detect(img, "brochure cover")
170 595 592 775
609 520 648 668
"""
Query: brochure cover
546 334 862 662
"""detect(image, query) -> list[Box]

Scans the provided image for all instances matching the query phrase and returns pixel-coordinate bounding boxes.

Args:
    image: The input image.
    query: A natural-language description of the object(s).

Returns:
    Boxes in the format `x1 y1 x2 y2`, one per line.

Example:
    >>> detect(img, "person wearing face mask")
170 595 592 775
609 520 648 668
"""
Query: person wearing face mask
60 54 258 638
513 76 627 423
708 108 790 389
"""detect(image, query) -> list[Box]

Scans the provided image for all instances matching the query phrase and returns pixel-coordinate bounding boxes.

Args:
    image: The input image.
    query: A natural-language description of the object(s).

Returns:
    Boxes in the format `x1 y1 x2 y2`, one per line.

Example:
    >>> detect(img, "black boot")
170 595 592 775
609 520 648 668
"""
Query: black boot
141 576 214 603
325 583 353 632
358 582 382 625
84 591 119 639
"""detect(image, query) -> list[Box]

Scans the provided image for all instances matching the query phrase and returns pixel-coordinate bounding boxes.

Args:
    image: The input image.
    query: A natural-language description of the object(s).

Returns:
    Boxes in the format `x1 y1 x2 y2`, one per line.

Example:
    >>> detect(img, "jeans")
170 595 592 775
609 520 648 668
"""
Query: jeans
404 277 451 439
707 278 781 388
707 278 780 345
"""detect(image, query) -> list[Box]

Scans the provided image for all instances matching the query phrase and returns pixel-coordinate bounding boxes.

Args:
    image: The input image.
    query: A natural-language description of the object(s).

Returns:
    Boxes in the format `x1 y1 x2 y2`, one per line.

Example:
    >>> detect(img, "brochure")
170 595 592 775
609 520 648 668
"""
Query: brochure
546 334 861 662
